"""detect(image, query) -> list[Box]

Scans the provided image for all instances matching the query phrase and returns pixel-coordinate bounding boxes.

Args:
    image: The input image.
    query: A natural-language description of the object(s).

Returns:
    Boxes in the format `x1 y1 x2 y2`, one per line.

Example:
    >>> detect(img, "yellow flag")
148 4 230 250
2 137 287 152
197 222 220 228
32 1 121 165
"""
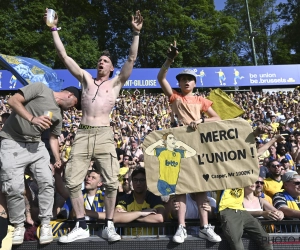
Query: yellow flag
207 88 245 120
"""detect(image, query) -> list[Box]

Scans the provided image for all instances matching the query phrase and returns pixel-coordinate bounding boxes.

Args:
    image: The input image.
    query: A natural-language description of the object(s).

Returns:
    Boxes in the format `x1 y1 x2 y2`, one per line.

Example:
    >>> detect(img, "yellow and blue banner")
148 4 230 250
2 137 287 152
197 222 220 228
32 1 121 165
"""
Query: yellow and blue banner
0 54 62 91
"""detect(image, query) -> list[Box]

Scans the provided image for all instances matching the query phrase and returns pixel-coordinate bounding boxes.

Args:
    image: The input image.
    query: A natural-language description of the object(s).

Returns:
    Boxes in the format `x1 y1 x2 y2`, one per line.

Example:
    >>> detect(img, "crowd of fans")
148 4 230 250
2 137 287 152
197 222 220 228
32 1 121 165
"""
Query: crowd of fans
1 87 300 247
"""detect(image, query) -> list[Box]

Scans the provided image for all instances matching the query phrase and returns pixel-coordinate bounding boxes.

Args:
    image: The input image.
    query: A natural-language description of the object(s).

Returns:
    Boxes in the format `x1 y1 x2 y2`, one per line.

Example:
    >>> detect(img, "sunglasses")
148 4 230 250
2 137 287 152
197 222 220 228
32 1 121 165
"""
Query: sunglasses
123 178 129 182
255 181 264 185
271 164 281 168
132 178 146 183
291 181 300 186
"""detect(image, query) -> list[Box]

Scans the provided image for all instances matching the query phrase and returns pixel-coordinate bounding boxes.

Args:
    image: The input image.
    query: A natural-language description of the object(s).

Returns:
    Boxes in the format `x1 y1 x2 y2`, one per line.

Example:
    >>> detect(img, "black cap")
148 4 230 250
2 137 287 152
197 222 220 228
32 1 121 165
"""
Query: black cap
281 158 289 164
63 87 82 110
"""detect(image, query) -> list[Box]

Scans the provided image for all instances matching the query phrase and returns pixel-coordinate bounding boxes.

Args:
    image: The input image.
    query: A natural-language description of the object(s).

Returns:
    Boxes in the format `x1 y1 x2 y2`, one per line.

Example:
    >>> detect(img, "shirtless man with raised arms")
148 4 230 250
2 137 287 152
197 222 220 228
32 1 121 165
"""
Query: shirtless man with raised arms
44 9 143 243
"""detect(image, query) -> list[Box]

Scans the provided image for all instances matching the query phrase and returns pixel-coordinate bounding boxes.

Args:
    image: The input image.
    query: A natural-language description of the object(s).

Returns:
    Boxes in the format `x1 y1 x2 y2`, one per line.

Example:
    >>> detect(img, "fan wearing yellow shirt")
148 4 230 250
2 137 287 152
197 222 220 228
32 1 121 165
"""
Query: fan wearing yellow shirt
114 168 164 236
263 160 283 198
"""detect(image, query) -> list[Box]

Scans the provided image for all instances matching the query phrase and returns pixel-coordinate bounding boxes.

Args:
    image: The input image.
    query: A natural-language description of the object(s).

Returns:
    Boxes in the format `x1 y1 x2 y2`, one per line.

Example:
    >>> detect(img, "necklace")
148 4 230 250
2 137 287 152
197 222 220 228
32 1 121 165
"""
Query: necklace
92 78 108 102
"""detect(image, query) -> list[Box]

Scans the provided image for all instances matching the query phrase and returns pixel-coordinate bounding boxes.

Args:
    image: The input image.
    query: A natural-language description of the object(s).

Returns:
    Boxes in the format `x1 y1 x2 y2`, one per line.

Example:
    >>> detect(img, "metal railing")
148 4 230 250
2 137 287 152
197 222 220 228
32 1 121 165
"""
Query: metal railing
66 219 300 238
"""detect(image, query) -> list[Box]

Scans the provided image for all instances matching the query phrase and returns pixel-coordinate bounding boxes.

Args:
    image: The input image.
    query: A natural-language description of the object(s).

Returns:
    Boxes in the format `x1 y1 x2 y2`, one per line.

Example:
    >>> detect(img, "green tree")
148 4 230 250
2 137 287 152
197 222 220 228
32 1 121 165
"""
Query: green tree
100 0 239 68
0 0 105 69
272 0 300 64
0 0 240 71
223 0 278 65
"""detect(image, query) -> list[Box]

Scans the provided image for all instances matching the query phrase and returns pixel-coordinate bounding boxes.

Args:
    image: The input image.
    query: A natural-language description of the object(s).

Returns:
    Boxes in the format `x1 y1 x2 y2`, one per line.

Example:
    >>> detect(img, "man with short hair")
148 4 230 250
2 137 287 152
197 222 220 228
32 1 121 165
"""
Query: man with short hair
126 140 143 162
0 83 80 245
55 170 105 221
273 171 300 218
114 168 164 236
254 176 272 205
263 160 283 198
45 9 143 243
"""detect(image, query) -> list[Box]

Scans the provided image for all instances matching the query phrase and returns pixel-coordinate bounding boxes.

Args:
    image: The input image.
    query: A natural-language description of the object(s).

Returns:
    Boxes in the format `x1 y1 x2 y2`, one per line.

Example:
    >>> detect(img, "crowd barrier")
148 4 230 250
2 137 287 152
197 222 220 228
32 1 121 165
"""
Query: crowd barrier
11 219 300 250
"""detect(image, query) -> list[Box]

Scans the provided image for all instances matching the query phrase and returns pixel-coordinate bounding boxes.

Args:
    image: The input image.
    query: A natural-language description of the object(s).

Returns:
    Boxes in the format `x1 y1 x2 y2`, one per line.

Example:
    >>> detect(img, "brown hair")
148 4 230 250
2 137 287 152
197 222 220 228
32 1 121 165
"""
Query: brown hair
100 50 114 78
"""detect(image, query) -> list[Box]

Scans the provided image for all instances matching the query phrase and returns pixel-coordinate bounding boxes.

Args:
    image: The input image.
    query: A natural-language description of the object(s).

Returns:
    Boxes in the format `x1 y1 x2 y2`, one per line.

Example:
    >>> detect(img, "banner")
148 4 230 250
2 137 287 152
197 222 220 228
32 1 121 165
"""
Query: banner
207 89 245 120
143 118 259 196
1 63 300 90
0 54 62 91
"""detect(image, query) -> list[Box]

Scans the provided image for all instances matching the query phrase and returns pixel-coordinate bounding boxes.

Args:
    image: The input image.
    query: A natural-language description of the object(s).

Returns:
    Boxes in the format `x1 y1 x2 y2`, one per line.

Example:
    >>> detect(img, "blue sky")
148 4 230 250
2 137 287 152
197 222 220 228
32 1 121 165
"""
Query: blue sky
214 0 287 11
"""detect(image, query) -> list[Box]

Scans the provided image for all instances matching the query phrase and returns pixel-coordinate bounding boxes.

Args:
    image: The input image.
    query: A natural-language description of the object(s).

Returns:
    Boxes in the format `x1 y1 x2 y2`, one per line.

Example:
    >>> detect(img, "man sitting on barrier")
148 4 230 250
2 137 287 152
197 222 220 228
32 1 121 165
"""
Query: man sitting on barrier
114 167 165 236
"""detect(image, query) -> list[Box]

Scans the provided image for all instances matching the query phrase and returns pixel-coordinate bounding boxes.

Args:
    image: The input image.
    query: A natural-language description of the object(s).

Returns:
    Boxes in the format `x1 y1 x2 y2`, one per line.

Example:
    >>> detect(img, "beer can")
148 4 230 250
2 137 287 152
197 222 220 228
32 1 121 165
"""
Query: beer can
44 111 53 119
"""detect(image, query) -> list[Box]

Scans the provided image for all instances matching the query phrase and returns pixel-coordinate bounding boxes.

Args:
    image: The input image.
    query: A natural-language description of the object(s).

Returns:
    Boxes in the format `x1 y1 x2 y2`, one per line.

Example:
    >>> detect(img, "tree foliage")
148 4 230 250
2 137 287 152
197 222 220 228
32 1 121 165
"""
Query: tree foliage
0 0 298 70
223 0 279 65
272 0 300 64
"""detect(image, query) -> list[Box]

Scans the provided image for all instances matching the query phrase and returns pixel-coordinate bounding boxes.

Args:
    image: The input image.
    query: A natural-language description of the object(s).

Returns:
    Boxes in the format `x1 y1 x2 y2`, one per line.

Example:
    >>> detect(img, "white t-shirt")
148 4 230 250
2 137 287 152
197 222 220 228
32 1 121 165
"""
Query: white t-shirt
85 195 95 221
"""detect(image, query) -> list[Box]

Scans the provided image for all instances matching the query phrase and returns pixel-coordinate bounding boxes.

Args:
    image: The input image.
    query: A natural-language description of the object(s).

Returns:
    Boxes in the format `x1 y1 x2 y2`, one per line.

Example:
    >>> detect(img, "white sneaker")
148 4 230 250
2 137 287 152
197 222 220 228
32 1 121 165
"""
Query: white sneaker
172 224 187 243
39 224 53 244
199 224 222 242
102 222 121 242
59 222 89 243
12 226 25 245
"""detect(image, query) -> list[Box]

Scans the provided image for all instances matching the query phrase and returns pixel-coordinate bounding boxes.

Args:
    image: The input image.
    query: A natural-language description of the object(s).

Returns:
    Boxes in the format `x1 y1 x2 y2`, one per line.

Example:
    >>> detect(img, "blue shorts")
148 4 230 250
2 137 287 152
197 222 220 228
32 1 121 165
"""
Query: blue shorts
157 179 176 196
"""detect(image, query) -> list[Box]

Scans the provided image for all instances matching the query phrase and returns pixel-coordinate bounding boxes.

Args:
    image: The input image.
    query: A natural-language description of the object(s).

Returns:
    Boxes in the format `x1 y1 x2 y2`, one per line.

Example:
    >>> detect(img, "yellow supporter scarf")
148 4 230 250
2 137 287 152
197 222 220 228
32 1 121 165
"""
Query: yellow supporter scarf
283 191 299 211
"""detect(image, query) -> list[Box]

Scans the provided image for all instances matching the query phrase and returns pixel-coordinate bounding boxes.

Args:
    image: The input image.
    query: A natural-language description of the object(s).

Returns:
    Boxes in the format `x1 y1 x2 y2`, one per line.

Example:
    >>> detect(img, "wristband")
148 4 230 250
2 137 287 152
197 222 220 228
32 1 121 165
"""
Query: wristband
51 27 61 31
132 31 140 36
30 116 35 124
162 63 169 70
201 117 205 123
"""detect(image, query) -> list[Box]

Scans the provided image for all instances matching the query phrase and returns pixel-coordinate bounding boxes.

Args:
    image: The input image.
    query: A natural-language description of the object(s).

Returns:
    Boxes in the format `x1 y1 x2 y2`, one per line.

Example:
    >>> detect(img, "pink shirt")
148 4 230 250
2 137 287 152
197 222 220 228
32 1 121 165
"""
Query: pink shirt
169 90 213 125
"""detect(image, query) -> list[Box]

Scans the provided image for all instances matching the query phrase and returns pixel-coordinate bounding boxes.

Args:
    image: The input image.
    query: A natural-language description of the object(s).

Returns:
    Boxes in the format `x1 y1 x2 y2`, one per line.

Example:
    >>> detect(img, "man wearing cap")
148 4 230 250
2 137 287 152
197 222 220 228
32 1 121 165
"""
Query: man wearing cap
157 43 221 243
0 82 80 245
273 171 300 218
45 9 143 243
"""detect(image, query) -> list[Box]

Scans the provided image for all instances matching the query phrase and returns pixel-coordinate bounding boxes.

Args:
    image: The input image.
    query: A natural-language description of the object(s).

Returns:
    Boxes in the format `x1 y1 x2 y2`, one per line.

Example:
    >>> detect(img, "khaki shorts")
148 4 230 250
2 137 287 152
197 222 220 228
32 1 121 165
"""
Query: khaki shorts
65 126 119 198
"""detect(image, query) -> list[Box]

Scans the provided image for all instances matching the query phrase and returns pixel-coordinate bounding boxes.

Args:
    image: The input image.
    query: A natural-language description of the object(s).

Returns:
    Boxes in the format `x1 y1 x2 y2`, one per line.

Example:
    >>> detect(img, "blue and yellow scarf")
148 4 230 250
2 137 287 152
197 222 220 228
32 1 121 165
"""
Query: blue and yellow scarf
83 189 105 213
283 191 299 211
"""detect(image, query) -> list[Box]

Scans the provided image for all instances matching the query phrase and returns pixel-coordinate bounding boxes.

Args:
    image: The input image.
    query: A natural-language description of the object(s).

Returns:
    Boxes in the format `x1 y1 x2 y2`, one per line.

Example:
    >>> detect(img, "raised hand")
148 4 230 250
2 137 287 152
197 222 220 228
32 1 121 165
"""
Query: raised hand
132 10 143 32
167 41 179 60
43 8 58 27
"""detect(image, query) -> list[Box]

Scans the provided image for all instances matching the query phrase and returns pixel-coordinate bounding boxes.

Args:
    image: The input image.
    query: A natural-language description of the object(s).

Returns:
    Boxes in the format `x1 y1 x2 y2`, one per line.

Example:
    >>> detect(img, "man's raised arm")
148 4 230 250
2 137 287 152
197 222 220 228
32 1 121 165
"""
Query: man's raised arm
44 9 84 83
115 10 143 90
157 41 179 97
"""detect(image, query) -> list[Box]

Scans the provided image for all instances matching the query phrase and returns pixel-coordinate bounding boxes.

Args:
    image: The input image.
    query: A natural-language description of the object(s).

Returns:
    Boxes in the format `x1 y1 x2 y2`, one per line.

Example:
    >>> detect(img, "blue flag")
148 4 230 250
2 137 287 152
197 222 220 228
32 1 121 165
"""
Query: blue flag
0 53 62 91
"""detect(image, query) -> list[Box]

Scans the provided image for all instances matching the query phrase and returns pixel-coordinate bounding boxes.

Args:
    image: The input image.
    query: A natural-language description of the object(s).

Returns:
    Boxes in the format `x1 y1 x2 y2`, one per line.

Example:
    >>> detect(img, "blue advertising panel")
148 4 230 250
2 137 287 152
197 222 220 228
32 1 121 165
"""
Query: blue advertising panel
1 62 300 90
